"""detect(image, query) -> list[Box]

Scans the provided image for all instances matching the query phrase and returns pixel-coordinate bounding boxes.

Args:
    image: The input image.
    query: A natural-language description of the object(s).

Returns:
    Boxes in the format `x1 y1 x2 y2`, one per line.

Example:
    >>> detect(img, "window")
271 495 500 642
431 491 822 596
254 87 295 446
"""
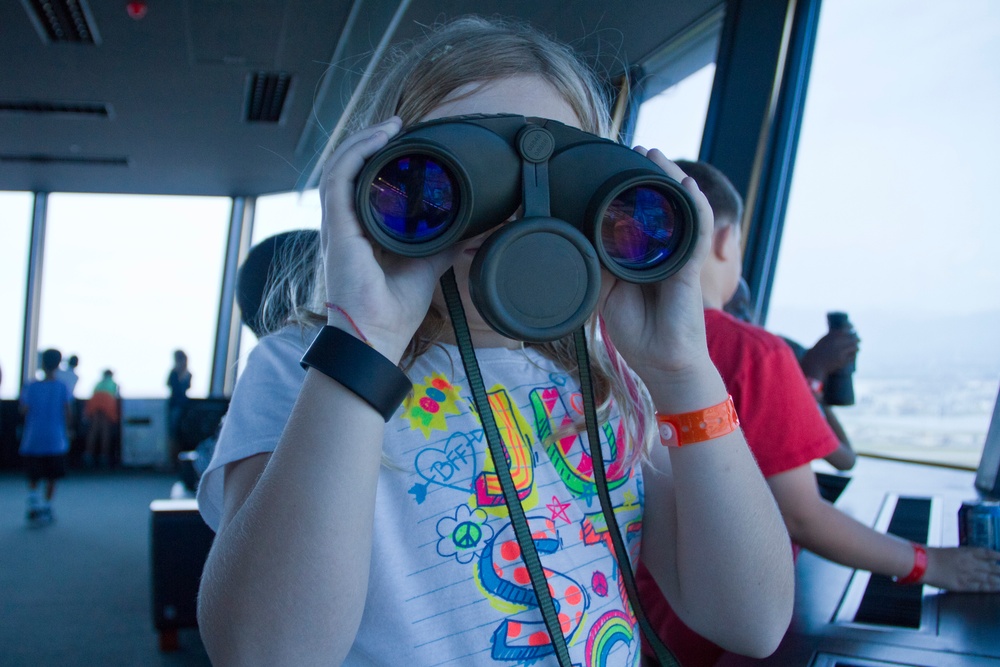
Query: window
632 63 716 162
0 191 33 398
767 0 1000 468
251 189 321 245
237 189 322 372
38 194 230 398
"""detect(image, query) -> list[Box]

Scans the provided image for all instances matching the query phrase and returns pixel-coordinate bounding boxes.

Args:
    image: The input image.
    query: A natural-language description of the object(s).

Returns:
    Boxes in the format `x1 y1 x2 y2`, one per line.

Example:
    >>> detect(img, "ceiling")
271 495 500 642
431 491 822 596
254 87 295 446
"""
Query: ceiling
0 0 721 197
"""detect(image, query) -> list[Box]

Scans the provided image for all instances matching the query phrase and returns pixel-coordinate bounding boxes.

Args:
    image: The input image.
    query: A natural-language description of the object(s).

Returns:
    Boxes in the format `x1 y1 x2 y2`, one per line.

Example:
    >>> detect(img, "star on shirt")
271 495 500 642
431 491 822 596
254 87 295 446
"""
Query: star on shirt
547 496 573 524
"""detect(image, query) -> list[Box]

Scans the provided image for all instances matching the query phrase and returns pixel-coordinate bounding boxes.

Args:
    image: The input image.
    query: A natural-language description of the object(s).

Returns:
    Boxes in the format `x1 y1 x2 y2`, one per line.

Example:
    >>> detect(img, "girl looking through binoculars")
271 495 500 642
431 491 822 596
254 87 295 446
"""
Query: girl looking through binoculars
196 16 793 666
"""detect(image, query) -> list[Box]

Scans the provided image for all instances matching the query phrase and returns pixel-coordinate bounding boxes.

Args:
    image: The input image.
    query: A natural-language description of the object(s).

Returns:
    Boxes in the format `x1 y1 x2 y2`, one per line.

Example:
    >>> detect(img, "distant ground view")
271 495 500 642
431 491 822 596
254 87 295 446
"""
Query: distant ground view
768 308 1000 469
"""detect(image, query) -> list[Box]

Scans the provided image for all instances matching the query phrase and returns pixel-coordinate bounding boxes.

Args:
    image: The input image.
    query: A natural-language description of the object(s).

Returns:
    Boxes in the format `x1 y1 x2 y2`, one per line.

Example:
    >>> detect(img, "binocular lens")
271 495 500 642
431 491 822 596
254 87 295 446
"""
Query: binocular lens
601 185 680 270
369 156 459 242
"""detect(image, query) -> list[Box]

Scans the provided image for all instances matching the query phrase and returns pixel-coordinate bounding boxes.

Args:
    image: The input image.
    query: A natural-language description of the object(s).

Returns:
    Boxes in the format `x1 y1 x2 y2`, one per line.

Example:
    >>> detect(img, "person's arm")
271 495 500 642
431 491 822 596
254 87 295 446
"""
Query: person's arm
819 404 856 470
796 332 858 471
197 117 457 666
198 368 390 665
607 150 793 658
768 464 1000 591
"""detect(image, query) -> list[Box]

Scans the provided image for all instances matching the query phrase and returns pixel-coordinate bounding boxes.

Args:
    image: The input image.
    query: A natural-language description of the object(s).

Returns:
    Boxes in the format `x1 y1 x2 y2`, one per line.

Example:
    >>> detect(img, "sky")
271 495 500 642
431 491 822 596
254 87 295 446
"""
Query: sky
1 0 999 401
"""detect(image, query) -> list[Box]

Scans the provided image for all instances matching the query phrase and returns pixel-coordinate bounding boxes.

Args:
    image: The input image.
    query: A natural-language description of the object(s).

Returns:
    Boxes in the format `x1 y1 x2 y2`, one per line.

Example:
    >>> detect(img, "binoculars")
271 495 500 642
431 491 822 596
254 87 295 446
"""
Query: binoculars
824 311 857 406
355 114 699 341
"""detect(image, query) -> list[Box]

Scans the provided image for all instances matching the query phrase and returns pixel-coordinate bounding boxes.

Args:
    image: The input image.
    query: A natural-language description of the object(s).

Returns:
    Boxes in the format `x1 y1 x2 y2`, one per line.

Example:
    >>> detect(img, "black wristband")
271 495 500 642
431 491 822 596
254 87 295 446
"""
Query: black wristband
300 326 412 422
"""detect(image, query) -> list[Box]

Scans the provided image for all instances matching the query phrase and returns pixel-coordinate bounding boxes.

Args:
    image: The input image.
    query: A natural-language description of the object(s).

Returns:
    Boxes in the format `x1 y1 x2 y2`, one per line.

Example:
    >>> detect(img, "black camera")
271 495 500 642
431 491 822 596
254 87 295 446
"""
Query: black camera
355 114 698 341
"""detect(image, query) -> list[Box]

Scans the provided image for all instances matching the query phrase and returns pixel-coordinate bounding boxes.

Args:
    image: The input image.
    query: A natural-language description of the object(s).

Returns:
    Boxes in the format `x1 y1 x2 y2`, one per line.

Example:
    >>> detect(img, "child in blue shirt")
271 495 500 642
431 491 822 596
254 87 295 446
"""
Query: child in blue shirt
19 348 73 524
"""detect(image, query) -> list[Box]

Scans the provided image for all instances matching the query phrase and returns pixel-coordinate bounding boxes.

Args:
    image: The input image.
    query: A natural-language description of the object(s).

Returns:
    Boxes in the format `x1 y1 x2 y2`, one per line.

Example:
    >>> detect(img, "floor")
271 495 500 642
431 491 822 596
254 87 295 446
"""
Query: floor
0 468 212 666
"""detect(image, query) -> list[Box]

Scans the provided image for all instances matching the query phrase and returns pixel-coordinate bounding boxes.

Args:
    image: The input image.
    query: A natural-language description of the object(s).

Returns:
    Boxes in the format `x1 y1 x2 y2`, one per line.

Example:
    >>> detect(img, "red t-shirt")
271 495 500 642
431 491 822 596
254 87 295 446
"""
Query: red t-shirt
637 308 839 666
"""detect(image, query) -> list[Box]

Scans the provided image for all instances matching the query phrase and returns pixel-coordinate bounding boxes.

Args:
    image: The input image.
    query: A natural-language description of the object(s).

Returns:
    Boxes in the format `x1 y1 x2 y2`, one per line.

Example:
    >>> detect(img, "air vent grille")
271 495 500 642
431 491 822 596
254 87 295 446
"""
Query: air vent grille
0 154 128 166
245 72 291 123
0 101 109 117
22 0 99 44
852 497 931 628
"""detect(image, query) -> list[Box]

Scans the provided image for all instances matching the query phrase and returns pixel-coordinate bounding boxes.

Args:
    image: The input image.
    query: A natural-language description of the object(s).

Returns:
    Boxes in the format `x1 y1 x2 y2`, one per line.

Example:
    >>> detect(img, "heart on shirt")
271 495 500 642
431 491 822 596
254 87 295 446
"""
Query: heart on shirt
414 430 480 493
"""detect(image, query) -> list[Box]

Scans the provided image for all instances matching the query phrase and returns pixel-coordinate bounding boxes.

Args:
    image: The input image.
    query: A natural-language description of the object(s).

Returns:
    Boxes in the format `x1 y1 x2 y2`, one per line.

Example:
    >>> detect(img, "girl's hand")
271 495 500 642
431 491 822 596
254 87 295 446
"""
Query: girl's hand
319 118 458 361
599 149 714 378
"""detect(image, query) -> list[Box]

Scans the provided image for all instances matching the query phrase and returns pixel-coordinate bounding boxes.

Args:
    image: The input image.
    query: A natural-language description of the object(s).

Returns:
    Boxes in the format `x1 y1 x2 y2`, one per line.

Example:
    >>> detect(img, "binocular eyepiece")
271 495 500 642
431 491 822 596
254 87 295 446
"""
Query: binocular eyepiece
355 114 699 341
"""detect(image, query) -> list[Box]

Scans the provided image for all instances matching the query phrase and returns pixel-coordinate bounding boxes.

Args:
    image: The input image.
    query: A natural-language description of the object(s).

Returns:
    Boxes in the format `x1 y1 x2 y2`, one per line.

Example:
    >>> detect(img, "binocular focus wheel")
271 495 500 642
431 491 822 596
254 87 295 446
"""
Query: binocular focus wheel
469 218 601 342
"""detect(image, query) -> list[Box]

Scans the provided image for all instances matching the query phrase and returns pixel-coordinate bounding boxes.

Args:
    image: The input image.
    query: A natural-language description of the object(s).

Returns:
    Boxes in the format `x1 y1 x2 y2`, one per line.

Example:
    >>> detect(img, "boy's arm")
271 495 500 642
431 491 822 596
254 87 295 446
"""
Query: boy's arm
819 404 856 470
766 464 1000 592
767 464 916 576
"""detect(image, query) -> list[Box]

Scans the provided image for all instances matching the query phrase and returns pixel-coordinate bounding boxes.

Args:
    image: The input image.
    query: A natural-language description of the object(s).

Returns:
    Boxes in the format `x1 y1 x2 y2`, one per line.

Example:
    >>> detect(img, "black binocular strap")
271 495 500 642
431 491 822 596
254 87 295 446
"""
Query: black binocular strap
441 268 574 667
440 268 680 666
572 329 680 667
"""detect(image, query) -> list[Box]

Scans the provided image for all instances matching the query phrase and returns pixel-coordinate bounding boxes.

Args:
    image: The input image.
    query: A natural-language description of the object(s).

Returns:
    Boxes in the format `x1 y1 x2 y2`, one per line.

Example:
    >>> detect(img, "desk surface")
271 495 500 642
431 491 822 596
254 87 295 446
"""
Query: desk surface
150 498 200 512
721 457 1000 667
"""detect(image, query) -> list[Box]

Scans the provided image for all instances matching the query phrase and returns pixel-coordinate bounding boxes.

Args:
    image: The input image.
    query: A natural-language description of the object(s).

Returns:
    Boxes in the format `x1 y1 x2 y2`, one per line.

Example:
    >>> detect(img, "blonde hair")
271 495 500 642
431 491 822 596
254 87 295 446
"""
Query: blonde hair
287 16 658 462
348 16 612 137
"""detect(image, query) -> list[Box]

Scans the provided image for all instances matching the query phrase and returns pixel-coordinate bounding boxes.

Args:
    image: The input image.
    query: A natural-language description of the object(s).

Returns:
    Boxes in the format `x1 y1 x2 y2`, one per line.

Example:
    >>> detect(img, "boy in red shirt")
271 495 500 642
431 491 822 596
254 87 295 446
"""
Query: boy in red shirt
637 160 1000 666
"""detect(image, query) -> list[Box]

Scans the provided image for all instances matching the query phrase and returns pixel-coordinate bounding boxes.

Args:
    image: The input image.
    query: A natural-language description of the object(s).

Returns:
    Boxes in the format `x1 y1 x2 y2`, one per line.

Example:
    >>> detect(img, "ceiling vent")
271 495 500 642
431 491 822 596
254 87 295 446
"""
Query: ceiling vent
244 72 291 123
0 154 128 166
21 0 100 44
0 101 110 117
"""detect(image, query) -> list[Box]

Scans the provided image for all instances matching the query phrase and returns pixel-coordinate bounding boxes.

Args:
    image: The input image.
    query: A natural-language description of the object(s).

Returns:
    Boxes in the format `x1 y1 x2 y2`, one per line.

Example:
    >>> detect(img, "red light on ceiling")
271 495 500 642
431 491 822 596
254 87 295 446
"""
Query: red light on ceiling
126 2 148 20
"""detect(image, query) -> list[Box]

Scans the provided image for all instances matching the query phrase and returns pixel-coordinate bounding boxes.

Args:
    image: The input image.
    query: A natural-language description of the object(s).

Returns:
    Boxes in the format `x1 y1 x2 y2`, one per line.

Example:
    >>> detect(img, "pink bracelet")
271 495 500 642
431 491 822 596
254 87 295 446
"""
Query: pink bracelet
324 303 371 346
894 543 928 585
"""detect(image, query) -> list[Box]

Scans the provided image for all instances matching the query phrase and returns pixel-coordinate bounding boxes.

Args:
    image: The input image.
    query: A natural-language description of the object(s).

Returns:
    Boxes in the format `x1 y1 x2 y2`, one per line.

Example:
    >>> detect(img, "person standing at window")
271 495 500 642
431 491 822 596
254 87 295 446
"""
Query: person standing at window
166 350 191 466
19 348 72 524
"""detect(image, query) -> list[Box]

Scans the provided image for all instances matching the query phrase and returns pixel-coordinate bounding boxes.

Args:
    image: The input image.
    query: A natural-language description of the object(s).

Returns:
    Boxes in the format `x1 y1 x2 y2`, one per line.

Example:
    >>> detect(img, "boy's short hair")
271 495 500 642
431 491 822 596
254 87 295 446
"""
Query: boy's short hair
41 349 62 372
675 159 744 229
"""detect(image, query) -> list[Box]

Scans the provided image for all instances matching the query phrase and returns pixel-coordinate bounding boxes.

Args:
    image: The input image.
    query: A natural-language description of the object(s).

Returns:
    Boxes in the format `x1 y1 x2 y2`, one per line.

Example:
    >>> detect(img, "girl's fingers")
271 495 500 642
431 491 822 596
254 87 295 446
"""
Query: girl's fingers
641 147 686 181
321 118 402 239
638 147 714 264
635 147 714 234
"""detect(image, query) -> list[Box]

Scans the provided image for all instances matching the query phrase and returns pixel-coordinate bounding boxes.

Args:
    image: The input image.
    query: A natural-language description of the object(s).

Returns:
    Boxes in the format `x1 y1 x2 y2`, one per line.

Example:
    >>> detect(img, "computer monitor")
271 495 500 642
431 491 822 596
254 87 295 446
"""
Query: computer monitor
974 384 1000 499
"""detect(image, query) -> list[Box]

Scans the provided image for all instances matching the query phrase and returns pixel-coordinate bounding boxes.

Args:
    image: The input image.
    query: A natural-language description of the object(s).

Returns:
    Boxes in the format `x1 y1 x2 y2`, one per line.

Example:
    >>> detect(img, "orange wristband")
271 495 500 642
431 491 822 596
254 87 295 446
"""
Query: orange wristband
656 395 740 447
894 543 928 585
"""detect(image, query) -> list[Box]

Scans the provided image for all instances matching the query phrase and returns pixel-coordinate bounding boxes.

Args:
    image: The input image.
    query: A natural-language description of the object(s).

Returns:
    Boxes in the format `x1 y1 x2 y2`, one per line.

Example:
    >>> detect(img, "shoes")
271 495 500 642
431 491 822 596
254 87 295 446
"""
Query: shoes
26 498 54 526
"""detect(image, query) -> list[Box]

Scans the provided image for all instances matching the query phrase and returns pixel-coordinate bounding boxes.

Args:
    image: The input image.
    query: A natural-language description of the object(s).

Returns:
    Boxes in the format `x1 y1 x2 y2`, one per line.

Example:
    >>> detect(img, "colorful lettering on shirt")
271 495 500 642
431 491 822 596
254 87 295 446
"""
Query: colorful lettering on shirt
475 386 536 510
477 518 589 661
404 365 643 665
531 386 630 497
582 494 643 614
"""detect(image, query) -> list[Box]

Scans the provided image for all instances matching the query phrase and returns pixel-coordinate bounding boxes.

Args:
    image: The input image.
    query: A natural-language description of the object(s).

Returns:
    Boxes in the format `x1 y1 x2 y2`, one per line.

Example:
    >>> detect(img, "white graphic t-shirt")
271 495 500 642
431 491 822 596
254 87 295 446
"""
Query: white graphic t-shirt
198 325 647 666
